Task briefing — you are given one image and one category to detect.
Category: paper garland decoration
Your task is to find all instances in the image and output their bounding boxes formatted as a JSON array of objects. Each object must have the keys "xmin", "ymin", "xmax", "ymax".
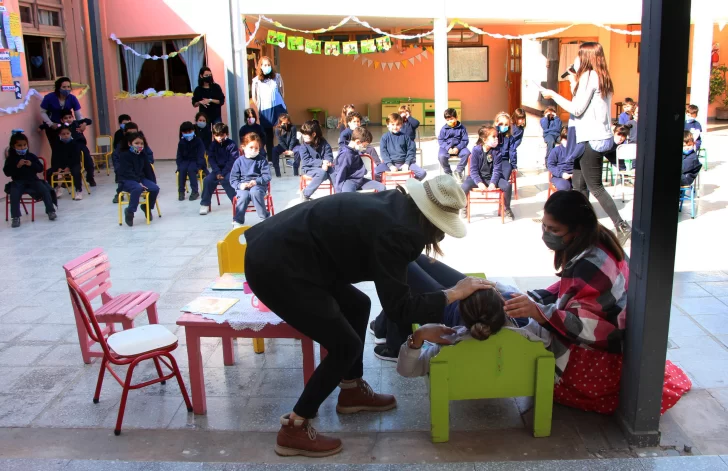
[
  {"xmin": 360, "ymin": 39, "xmax": 376, "ymax": 54},
  {"xmin": 324, "ymin": 41, "xmax": 340, "ymax": 56},
  {"xmin": 109, "ymin": 34, "xmax": 203, "ymax": 59},
  {"xmin": 375, "ymin": 36, "xmax": 392, "ymax": 52},
  {"xmin": 304, "ymin": 39, "xmax": 321, "ymax": 54},
  {"xmin": 115, "ymin": 89, "xmax": 193, "ymax": 100},
  {"xmin": 244, "ymin": 16, "xmax": 262, "ymax": 47},
  {"xmin": 0, "ymin": 82, "xmax": 90, "ymax": 115},
  {"xmin": 354, "ymin": 51, "xmax": 429, "ymax": 72}
]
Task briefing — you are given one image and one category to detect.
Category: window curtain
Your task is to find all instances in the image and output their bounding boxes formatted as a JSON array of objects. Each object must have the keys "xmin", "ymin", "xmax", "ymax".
[
  {"xmin": 173, "ymin": 38, "xmax": 205, "ymax": 91},
  {"xmin": 124, "ymin": 41, "xmax": 156, "ymax": 92},
  {"xmin": 558, "ymin": 44, "xmax": 581, "ymax": 81}
]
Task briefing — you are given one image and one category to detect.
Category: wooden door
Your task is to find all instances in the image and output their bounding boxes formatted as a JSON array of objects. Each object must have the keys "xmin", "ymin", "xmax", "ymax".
[
  {"xmin": 247, "ymin": 48, "xmax": 259, "ymax": 87},
  {"xmin": 507, "ymin": 39, "xmax": 522, "ymax": 112}
]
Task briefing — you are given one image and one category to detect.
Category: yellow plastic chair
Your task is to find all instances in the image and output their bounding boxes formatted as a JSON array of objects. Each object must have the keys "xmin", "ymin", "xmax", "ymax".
[
  {"xmin": 90, "ymin": 135, "xmax": 113, "ymax": 175},
  {"xmin": 50, "ymin": 171, "xmax": 75, "ymax": 199},
  {"xmin": 216, "ymin": 226, "xmax": 265, "ymax": 354},
  {"xmin": 117, "ymin": 190, "xmax": 162, "ymax": 225},
  {"xmin": 177, "ymin": 169, "xmax": 205, "ymax": 194}
]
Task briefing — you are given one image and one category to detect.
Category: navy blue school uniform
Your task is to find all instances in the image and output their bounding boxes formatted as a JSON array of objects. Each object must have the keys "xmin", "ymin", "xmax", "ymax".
[
  {"xmin": 401, "ymin": 116, "xmax": 420, "ymax": 142},
  {"xmin": 540, "ymin": 115, "xmax": 562, "ymax": 160},
  {"xmin": 176, "ymin": 136, "xmax": 206, "ymax": 194},
  {"xmin": 626, "ymin": 119, "xmax": 638, "ymax": 144},
  {"xmin": 460, "ymin": 144, "xmax": 512, "ymax": 211},
  {"xmin": 509, "ymin": 125, "xmax": 525, "ymax": 165},
  {"xmin": 377, "ymin": 131, "xmax": 426, "ymax": 182},
  {"xmin": 564, "ymin": 118, "xmax": 585, "ymax": 164},
  {"xmin": 66, "ymin": 120, "xmax": 95, "ymax": 184},
  {"xmin": 680, "ymin": 150, "xmax": 702, "ymax": 187},
  {"xmin": 618, "ymin": 112, "xmax": 631, "ymax": 125},
  {"xmin": 47, "ymin": 138, "xmax": 83, "ymax": 192},
  {"xmin": 338, "ymin": 128, "xmax": 381, "ymax": 165},
  {"xmin": 118, "ymin": 148, "xmax": 160, "ymax": 216},
  {"xmin": 437, "ymin": 122, "xmax": 470, "ymax": 174},
  {"xmin": 201, "ymin": 138, "xmax": 238, "ymax": 207},
  {"xmin": 3, "ymin": 149, "xmax": 55, "ymax": 218},
  {"xmin": 684, "ymin": 119, "xmax": 703, "ymax": 150},
  {"xmin": 113, "ymin": 128, "xmax": 125, "ymax": 150},
  {"xmin": 229, "ymin": 152, "xmax": 271, "ymax": 224},
  {"xmin": 239, "ymin": 123, "xmax": 267, "ymax": 143},
  {"xmin": 299, "ymin": 139, "xmax": 335, "ymax": 198},
  {"xmin": 333, "ymin": 144, "xmax": 385, "ymax": 194},
  {"xmin": 272, "ymin": 125, "xmax": 299, "ymax": 177},
  {"xmin": 195, "ymin": 123, "xmax": 213, "ymax": 151},
  {"xmin": 546, "ymin": 145, "xmax": 573, "ymax": 192}
]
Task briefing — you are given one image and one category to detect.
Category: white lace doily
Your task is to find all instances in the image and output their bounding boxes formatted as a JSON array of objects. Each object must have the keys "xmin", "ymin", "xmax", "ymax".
[{"xmin": 181, "ymin": 288, "xmax": 285, "ymax": 331}]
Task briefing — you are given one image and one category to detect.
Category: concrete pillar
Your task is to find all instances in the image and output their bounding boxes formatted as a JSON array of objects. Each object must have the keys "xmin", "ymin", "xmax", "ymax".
[
  {"xmin": 689, "ymin": 11, "xmax": 713, "ymax": 124},
  {"xmin": 433, "ymin": 16, "xmax": 449, "ymax": 131},
  {"xmin": 228, "ymin": 0, "xmax": 249, "ymax": 134}
]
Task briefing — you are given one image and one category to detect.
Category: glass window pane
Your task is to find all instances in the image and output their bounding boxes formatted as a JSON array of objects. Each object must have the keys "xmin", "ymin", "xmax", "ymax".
[
  {"xmin": 20, "ymin": 6, "xmax": 32, "ymax": 24},
  {"xmin": 25, "ymin": 35, "xmax": 49, "ymax": 81},
  {"xmin": 39, "ymin": 9, "xmax": 61, "ymax": 27},
  {"xmin": 52, "ymin": 41, "xmax": 64, "ymax": 77}
]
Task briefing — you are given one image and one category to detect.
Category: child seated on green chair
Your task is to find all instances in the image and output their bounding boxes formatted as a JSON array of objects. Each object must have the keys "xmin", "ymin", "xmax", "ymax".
[{"xmin": 680, "ymin": 131, "xmax": 702, "ymax": 187}]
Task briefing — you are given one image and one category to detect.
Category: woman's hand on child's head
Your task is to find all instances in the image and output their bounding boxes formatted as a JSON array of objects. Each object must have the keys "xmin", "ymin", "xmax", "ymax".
[
  {"xmin": 413, "ymin": 324, "xmax": 458, "ymax": 348},
  {"xmin": 447, "ymin": 277, "xmax": 495, "ymax": 303},
  {"xmin": 504, "ymin": 294, "xmax": 546, "ymax": 324}
]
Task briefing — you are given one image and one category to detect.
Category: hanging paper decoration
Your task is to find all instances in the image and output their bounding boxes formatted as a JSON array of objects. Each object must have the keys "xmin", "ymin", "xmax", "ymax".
[
  {"xmin": 409, "ymin": 57, "xmax": 415, "ymax": 65},
  {"xmin": 360, "ymin": 39, "xmax": 376, "ymax": 54},
  {"xmin": 304, "ymin": 39, "xmax": 321, "ymax": 54},
  {"xmin": 367, "ymin": 60, "xmax": 373, "ymax": 67},
  {"xmin": 416, "ymin": 54, "xmax": 422, "ymax": 62},
  {"xmin": 244, "ymin": 16, "xmax": 262, "ymax": 47},
  {"xmin": 387, "ymin": 63, "xmax": 393, "ymax": 70},
  {"xmin": 325, "ymin": 42, "xmax": 340, "ymax": 56},
  {"xmin": 375, "ymin": 36, "xmax": 392, "ymax": 52},
  {"xmin": 287, "ymin": 36, "xmax": 304, "ymax": 51},
  {"xmin": 421, "ymin": 50, "xmax": 429, "ymax": 59},
  {"xmin": 374, "ymin": 61, "xmax": 380, "ymax": 69},
  {"xmin": 266, "ymin": 30, "xmax": 286, "ymax": 48},
  {"xmin": 395, "ymin": 62, "xmax": 401, "ymax": 69},
  {"xmin": 401, "ymin": 60, "xmax": 408, "ymax": 68},
  {"xmin": 343, "ymin": 41, "xmax": 358, "ymax": 55},
  {"xmin": 110, "ymin": 34, "xmax": 204, "ymax": 60}
]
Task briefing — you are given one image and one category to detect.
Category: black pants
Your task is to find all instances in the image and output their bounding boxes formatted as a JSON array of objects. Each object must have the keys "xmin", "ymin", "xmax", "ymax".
[
  {"xmin": 8, "ymin": 180, "xmax": 55, "ymax": 218},
  {"xmin": 47, "ymin": 166, "xmax": 82, "ymax": 192},
  {"xmin": 572, "ymin": 144, "xmax": 624, "ymax": 227},
  {"xmin": 263, "ymin": 126, "xmax": 275, "ymax": 162},
  {"xmin": 374, "ymin": 254, "xmax": 466, "ymax": 351},
  {"xmin": 245, "ymin": 255, "xmax": 370, "ymax": 419}
]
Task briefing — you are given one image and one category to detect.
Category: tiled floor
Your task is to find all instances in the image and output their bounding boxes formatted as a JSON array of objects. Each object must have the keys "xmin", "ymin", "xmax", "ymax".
[{"xmin": 0, "ymin": 124, "xmax": 727, "ymax": 466}]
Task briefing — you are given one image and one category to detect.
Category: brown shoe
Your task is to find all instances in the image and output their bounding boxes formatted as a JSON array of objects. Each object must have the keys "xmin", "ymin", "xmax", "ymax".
[
  {"xmin": 336, "ymin": 379, "xmax": 397, "ymax": 414},
  {"xmin": 275, "ymin": 414, "xmax": 342, "ymax": 458}
]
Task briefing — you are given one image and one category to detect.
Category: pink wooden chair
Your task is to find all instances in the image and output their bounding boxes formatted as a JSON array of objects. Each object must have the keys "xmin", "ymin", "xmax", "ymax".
[
  {"xmin": 67, "ymin": 277, "xmax": 192, "ymax": 436},
  {"xmin": 63, "ymin": 248, "xmax": 160, "ymax": 364}
]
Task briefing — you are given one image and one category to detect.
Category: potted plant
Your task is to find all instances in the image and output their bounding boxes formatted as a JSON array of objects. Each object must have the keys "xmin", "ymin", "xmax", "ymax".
[{"xmin": 710, "ymin": 65, "xmax": 728, "ymax": 120}]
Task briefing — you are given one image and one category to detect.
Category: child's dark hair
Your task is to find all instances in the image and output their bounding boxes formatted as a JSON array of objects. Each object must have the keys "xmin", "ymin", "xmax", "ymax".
[
  {"xmin": 386, "ymin": 113, "xmax": 403, "ymax": 125},
  {"xmin": 60, "ymin": 109, "xmax": 74, "ymax": 120},
  {"xmin": 683, "ymin": 130, "xmax": 695, "ymax": 144},
  {"xmin": 686, "ymin": 104, "xmax": 699, "ymax": 115},
  {"xmin": 613, "ymin": 125, "xmax": 631, "ymax": 140},
  {"xmin": 9, "ymin": 132, "xmax": 28, "ymax": 149},
  {"xmin": 125, "ymin": 122, "xmax": 139, "ymax": 133},
  {"xmin": 195, "ymin": 111, "xmax": 208, "ymax": 122},
  {"xmin": 179, "ymin": 121, "xmax": 195, "ymax": 139},
  {"xmin": 212, "ymin": 123, "xmax": 229, "ymax": 136},
  {"xmin": 352, "ymin": 127, "xmax": 372, "ymax": 144},
  {"xmin": 544, "ymin": 106, "xmax": 557, "ymax": 115},
  {"xmin": 475, "ymin": 125, "xmax": 497, "ymax": 147},
  {"xmin": 511, "ymin": 108, "xmax": 527, "ymax": 126},
  {"xmin": 560, "ymin": 126, "xmax": 568, "ymax": 140},
  {"xmin": 544, "ymin": 191, "xmax": 625, "ymax": 273},
  {"xmin": 198, "ymin": 66, "xmax": 213, "ymax": 86},
  {"xmin": 275, "ymin": 113, "xmax": 292, "ymax": 130},
  {"xmin": 459, "ymin": 289, "xmax": 507, "ymax": 341},
  {"xmin": 244, "ymin": 108, "xmax": 257, "ymax": 121},
  {"xmin": 346, "ymin": 111, "xmax": 363, "ymax": 124},
  {"xmin": 395, "ymin": 186, "xmax": 444, "ymax": 258},
  {"xmin": 339, "ymin": 104, "xmax": 355, "ymax": 129},
  {"xmin": 624, "ymin": 97, "xmax": 635, "ymax": 105},
  {"xmin": 124, "ymin": 132, "xmax": 144, "ymax": 147},
  {"xmin": 118, "ymin": 114, "xmax": 131, "ymax": 124},
  {"xmin": 241, "ymin": 132, "xmax": 262, "ymax": 148},
  {"xmin": 444, "ymin": 108, "xmax": 457, "ymax": 119},
  {"xmin": 398, "ymin": 104, "xmax": 410, "ymax": 114},
  {"xmin": 300, "ymin": 120, "xmax": 323, "ymax": 148}
]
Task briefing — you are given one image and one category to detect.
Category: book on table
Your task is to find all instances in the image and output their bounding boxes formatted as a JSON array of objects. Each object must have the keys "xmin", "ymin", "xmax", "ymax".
[
  {"xmin": 181, "ymin": 297, "xmax": 239, "ymax": 315},
  {"xmin": 210, "ymin": 273, "xmax": 246, "ymax": 290}
]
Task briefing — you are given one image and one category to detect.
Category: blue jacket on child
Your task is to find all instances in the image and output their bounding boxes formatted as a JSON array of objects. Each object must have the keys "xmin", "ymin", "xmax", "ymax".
[
  {"xmin": 4, "ymin": 150, "xmax": 44, "ymax": 181},
  {"xmin": 51, "ymin": 139, "xmax": 81, "ymax": 170},
  {"xmin": 540, "ymin": 116, "xmax": 562, "ymax": 140},
  {"xmin": 207, "ymin": 138, "xmax": 238, "ymax": 178},
  {"xmin": 333, "ymin": 145, "xmax": 367, "ymax": 194},
  {"xmin": 338, "ymin": 128, "xmax": 354, "ymax": 148},
  {"xmin": 112, "ymin": 141, "xmax": 153, "ymax": 175},
  {"xmin": 680, "ymin": 150, "xmax": 702, "ymax": 187},
  {"xmin": 402, "ymin": 117, "xmax": 420, "ymax": 142},
  {"xmin": 239, "ymin": 123, "xmax": 267, "ymax": 143},
  {"xmin": 495, "ymin": 132, "xmax": 515, "ymax": 169},
  {"xmin": 684, "ymin": 119, "xmax": 703, "ymax": 149},
  {"xmin": 618, "ymin": 112, "xmax": 631, "ymax": 125},
  {"xmin": 300, "ymin": 140, "xmax": 334, "ymax": 172},
  {"xmin": 547, "ymin": 145, "xmax": 572, "ymax": 178},
  {"xmin": 626, "ymin": 120, "xmax": 638, "ymax": 144},
  {"xmin": 275, "ymin": 125, "xmax": 299, "ymax": 150},
  {"xmin": 509, "ymin": 125, "xmax": 525, "ymax": 168},
  {"xmin": 176, "ymin": 136, "xmax": 206, "ymax": 171},
  {"xmin": 438, "ymin": 122, "xmax": 469, "ymax": 153},
  {"xmin": 381, "ymin": 132, "xmax": 415, "ymax": 166},
  {"xmin": 118, "ymin": 149, "xmax": 155, "ymax": 183},
  {"xmin": 469, "ymin": 145, "xmax": 499, "ymax": 186},
  {"xmin": 230, "ymin": 153, "xmax": 271, "ymax": 189}
]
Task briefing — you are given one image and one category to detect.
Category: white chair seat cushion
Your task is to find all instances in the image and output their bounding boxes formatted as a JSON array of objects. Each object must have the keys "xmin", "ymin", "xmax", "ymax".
[{"xmin": 107, "ymin": 324, "xmax": 178, "ymax": 357}]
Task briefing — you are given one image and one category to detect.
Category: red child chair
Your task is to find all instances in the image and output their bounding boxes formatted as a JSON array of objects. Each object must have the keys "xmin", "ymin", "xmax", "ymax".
[
  {"xmin": 547, "ymin": 172, "xmax": 558, "ymax": 198},
  {"xmin": 231, "ymin": 181, "xmax": 275, "ymax": 217},
  {"xmin": 63, "ymin": 248, "xmax": 161, "ymax": 364},
  {"xmin": 466, "ymin": 188, "xmax": 505, "ymax": 224},
  {"xmin": 510, "ymin": 169, "xmax": 519, "ymax": 200},
  {"xmin": 381, "ymin": 170, "xmax": 414, "ymax": 190},
  {"xmin": 66, "ymin": 277, "xmax": 192, "ymax": 436},
  {"xmin": 5, "ymin": 157, "xmax": 47, "ymax": 223},
  {"xmin": 299, "ymin": 173, "xmax": 333, "ymax": 197}
]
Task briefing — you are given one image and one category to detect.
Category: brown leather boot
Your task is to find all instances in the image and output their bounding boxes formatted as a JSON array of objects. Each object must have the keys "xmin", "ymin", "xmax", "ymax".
[
  {"xmin": 275, "ymin": 414, "xmax": 342, "ymax": 457},
  {"xmin": 336, "ymin": 378, "xmax": 397, "ymax": 414}
]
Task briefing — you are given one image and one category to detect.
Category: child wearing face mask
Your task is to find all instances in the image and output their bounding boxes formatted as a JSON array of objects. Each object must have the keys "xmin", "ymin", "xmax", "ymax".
[
  {"xmin": 460, "ymin": 125, "xmax": 514, "ymax": 221},
  {"xmin": 337, "ymin": 104, "xmax": 356, "ymax": 132},
  {"xmin": 338, "ymin": 111, "xmax": 380, "ymax": 165},
  {"xmin": 680, "ymin": 132, "xmax": 702, "ymax": 187},
  {"xmin": 4, "ymin": 132, "xmax": 57, "ymax": 228},
  {"xmin": 603, "ymin": 125, "xmax": 631, "ymax": 170},
  {"xmin": 239, "ymin": 108, "xmax": 267, "ymax": 145},
  {"xmin": 684, "ymin": 104, "xmax": 702, "ymax": 151},
  {"xmin": 618, "ymin": 98, "xmax": 635, "ymax": 125},
  {"xmin": 540, "ymin": 107, "xmax": 562, "ymax": 165},
  {"xmin": 113, "ymin": 114, "xmax": 132, "ymax": 150},
  {"xmin": 194, "ymin": 112, "xmax": 212, "ymax": 151},
  {"xmin": 272, "ymin": 113, "xmax": 298, "ymax": 178},
  {"xmin": 377, "ymin": 113, "xmax": 426, "ymax": 183},
  {"xmin": 47, "ymin": 126, "xmax": 83, "ymax": 200},
  {"xmin": 333, "ymin": 126, "xmax": 386, "ymax": 194},
  {"xmin": 118, "ymin": 132, "xmax": 160, "ymax": 227},
  {"xmin": 399, "ymin": 105, "xmax": 420, "ymax": 142},
  {"xmin": 510, "ymin": 108, "xmax": 527, "ymax": 166},
  {"xmin": 230, "ymin": 132, "xmax": 271, "ymax": 228},
  {"xmin": 494, "ymin": 111, "xmax": 516, "ymax": 170},
  {"xmin": 200, "ymin": 123, "xmax": 238, "ymax": 215},
  {"xmin": 298, "ymin": 120, "xmax": 334, "ymax": 201},
  {"xmin": 437, "ymin": 108, "xmax": 470, "ymax": 182},
  {"xmin": 547, "ymin": 127, "xmax": 572, "ymax": 192},
  {"xmin": 54, "ymin": 109, "xmax": 95, "ymax": 187},
  {"xmin": 176, "ymin": 121, "xmax": 206, "ymax": 202}
]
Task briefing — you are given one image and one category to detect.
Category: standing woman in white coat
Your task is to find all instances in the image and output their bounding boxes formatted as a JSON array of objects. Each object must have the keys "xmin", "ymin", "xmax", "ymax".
[
  {"xmin": 251, "ymin": 56, "xmax": 287, "ymax": 160},
  {"xmin": 540, "ymin": 42, "xmax": 631, "ymax": 244}
]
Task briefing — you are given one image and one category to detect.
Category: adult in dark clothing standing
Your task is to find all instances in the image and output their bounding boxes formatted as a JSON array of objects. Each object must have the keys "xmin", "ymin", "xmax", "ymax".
[
  {"xmin": 244, "ymin": 175, "xmax": 489, "ymax": 457},
  {"xmin": 192, "ymin": 67, "xmax": 225, "ymax": 124}
]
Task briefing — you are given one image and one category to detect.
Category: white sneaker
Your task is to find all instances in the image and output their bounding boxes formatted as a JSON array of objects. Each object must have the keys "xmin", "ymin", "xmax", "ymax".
[
  {"xmin": 199, "ymin": 206, "xmax": 210, "ymax": 215},
  {"xmin": 74, "ymin": 192, "xmax": 83, "ymax": 201},
  {"xmin": 232, "ymin": 221, "xmax": 244, "ymax": 228},
  {"xmin": 55, "ymin": 187, "xmax": 63, "ymax": 198}
]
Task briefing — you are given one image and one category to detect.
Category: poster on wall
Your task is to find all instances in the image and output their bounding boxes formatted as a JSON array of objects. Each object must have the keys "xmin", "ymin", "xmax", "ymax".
[
  {"xmin": 360, "ymin": 39, "xmax": 376, "ymax": 54},
  {"xmin": 342, "ymin": 41, "xmax": 358, "ymax": 55},
  {"xmin": 9, "ymin": 52, "xmax": 20, "ymax": 76},
  {"xmin": 447, "ymin": 46, "xmax": 489, "ymax": 82},
  {"xmin": 266, "ymin": 30, "xmax": 286, "ymax": 48},
  {"xmin": 287, "ymin": 36, "xmax": 303, "ymax": 51},
  {"xmin": 2, "ymin": 13, "xmax": 14, "ymax": 50},
  {"xmin": 324, "ymin": 41, "xmax": 340, "ymax": 56},
  {"xmin": 375, "ymin": 36, "xmax": 391, "ymax": 52},
  {"xmin": 304, "ymin": 39, "xmax": 321, "ymax": 54},
  {"xmin": 14, "ymin": 81, "xmax": 21, "ymax": 99}
]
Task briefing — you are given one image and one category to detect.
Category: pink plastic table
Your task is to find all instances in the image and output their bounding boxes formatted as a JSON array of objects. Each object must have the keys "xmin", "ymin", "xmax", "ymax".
[{"xmin": 176, "ymin": 313, "xmax": 315, "ymax": 415}]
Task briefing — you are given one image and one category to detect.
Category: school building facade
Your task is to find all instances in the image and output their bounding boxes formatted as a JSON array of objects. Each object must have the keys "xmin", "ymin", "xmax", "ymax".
[{"xmin": 0, "ymin": 0, "xmax": 727, "ymax": 187}]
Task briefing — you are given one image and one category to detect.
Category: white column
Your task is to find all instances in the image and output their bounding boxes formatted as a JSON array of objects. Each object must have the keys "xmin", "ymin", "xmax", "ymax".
[
  {"xmin": 433, "ymin": 16, "xmax": 449, "ymax": 131},
  {"xmin": 231, "ymin": 0, "xmax": 249, "ymax": 132},
  {"xmin": 690, "ymin": 12, "xmax": 713, "ymax": 124}
]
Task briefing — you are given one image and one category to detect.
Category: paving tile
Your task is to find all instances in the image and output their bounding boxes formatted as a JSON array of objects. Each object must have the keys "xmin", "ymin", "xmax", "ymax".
[
  {"xmin": 666, "ymin": 336, "xmax": 728, "ymax": 363},
  {"xmin": 101, "ymin": 393, "xmax": 184, "ymax": 430},
  {"xmin": 64, "ymin": 363, "xmax": 124, "ymax": 397},
  {"xmin": 672, "ymin": 297, "xmax": 728, "ymax": 315},
  {"xmin": 0, "ymin": 324, "xmax": 31, "ymax": 342},
  {"xmin": 0, "ymin": 366, "xmax": 31, "ymax": 393},
  {"xmin": 37, "ymin": 344, "xmax": 89, "ymax": 366},
  {"xmin": 0, "ymin": 459, "xmax": 69, "ymax": 471},
  {"xmin": 475, "ymin": 459, "xmax": 643, "ymax": 470},
  {"xmin": 62, "ymin": 460, "xmax": 208, "ymax": 470},
  {"xmin": 238, "ymin": 396, "xmax": 295, "ymax": 432},
  {"xmin": 9, "ymin": 366, "xmax": 83, "ymax": 394},
  {"xmin": 0, "ymin": 392, "xmax": 58, "ymax": 426},
  {"xmin": 168, "ymin": 396, "xmax": 248, "ymax": 431},
  {"xmin": 662, "ymin": 389, "xmax": 728, "ymax": 449},
  {"xmin": 640, "ymin": 456, "xmax": 728, "ymax": 470},
  {"xmin": 0, "ymin": 345, "xmax": 54, "ymax": 366},
  {"xmin": 31, "ymin": 392, "xmax": 121, "ymax": 428},
  {"xmin": 710, "ymin": 388, "xmax": 728, "ymax": 410},
  {"xmin": 673, "ymin": 271, "xmax": 728, "ymax": 283},
  {"xmin": 672, "ymin": 282, "xmax": 712, "ymax": 298},
  {"xmin": 667, "ymin": 316, "xmax": 707, "ymax": 338},
  {"xmin": 0, "ymin": 305, "xmax": 52, "ymax": 323},
  {"xmin": 380, "ymin": 367, "xmax": 429, "ymax": 397},
  {"xmin": 204, "ymin": 342, "xmax": 267, "ymax": 369},
  {"xmin": 17, "ymin": 324, "xmax": 76, "ymax": 343},
  {"xmin": 313, "ymin": 397, "xmax": 383, "ymax": 433},
  {"xmin": 190, "ymin": 367, "xmax": 263, "ymax": 397},
  {"xmin": 699, "ymin": 282, "xmax": 728, "ymax": 297},
  {"xmin": 168, "ymin": 278, "xmax": 216, "ymax": 293},
  {"xmin": 255, "ymin": 368, "xmax": 305, "ymax": 398},
  {"xmin": 691, "ymin": 314, "xmax": 728, "ymax": 335},
  {"xmin": 718, "ymin": 335, "xmax": 728, "ymax": 347}
]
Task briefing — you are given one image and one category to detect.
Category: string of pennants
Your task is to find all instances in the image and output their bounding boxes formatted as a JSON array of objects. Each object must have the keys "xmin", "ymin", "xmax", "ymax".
[
  {"xmin": 352, "ymin": 48, "xmax": 431, "ymax": 71},
  {"xmin": 267, "ymin": 29, "xmax": 396, "ymax": 56}
]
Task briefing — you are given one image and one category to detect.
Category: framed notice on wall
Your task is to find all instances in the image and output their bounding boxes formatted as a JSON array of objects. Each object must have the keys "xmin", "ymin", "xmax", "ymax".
[{"xmin": 448, "ymin": 46, "xmax": 489, "ymax": 83}]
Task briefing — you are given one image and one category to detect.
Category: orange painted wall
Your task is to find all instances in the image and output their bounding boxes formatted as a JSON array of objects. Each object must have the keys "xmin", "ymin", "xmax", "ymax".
[{"xmin": 609, "ymin": 28, "xmax": 641, "ymax": 104}]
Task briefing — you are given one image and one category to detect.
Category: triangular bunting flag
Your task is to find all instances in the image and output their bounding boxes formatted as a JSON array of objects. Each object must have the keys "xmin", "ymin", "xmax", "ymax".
[
  {"xmin": 395, "ymin": 62, "xmax": 401, "ymax": 69},
  {"xmin": 368, "ymin": 60, "xmax": 373, "ymax": 67},
  {"xmin": 387, "ymin": 63, "xmax": 393, "ymax": 70},
  {"xmin": 374, "ymin": 61, "xmax": 380, "ymax": 69},
  {"xmin": 408, "ymin": 57, "xmax": 415, "ymax": 65},
  {"xmin": 353, "ymin": 54, "xmax": 360, "ymax": 61},
  {"xmin": 422, "ymin": 50, "xmax": 429, "ymax": 59},
  {"xmin": 381, "ymin": 63, "xmax": 387, "ymax": 71},
  {"xmin": 415, "ymin": 54, "xmax": 422, "ymax": 62},
  {"xmin": 426, "ymin": 46, "xmax": 434, "ymax": 54},
  {"xmin": 401, "ymin": 60, "xmax": 408, "ymax": 68}
]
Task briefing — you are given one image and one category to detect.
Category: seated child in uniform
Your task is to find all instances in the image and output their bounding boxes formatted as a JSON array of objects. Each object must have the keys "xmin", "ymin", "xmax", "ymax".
[
  {"xmin": 52, "ymin": 109, "xmax": 95, "ymax": 187},
  {"xmin": 239, "ymin": 108, "xmax": 267, "ymax": 144},
  {"xmin": 333, "ymin": 126, "xmax": 386, "ymax": 194},
  {"xmin": 400, "ymin": 104, "xmax": 420, "ymax": 142},
  {"xmin": 437, "ymin": 108, "xmax": 470, "ymax": 181},
  {"xmin": 47, "ymin": 126, "xmax": 83, "ymax": 200},
  {"xmin": 3, "ymin": 132, "xmax": 56, "ymax": 228},
  {"xmin": 195, "ymin": 111, "xmax": 212, "ymax": 152},
  {"xmin": 626, "ymin": 104, "xmax": 638, "ymax": 144},
  {"xmin": 337, "ymin": 104, "xmax": 356, "ymax": 132},
  {"xmin": 547, "ymin": 127, "xmax": 572, "ymax": 192},
  {"xmin": 200, "ymin": 123, "xmax": 238, "ymax": 215},
  {"xmin": 113, "ymin": 114, "xmax": 132, "ymax": 150},
  {"xmin": 540, "ymin": 107, "xmax": 562, "ymax": 164},
  {"xmin": 684, "ymin": 104, "xmax": 703, "ymax": 151},
  {"xmin": 230, "ymin": 132, "xmax": 271, "ymax": 227},
  {"xmin": 272, "ymin": 113, "xmax": 299, "ymax": 178},
  {"xmin": 377, "ymin": 113, "xmax": 426, "ymax": 182},
  {"xmin": 604, "ymin": 125, "xmax": 632, "ymax": 170},
  {"xmin": 112, "ymin": 122, "xmax": 155, "ymax": 204},
  {"xmin": 618, "ymin": 98, "xmax": 635, "ymax": 125},
  {"xmin": 297, "ymin": 120, "xmax": 334, "ymax": 201},
  {"xmin": 510, "ymin": 108, "xmax": 527, "ymax": 166},
  {"xmin": 118, "ymin": 132, "xmax": 160, "ymax": 227},
  {"xmin": 680, "ymin": 131, "xmax": 702, "ymax": 187},
  {"xmin": 176, "ymin": 121, "xmax": 206, "ymax": 201},
  {"xmin": 338, "ymin": 111, "xmax": 380, "ymax": 164}
]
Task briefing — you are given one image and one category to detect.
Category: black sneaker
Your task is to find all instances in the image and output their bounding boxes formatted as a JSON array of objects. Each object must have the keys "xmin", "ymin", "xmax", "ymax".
[
  {"xmin": 48, "ymin": 212, "xmax": 57, "ymax": 221},
  {"xmin": 615, "ymin": 221, "xmax": 632, "ymax": 246},
  {"xmin": 112, "ymin": 194, "xmax": 119, "ymax": 204},
  {"xmin": 374, "ymin": 345, "xmax": 398, "ymax": 362},
  {"xmin": 368, "ymin": 321, "xmax": 386, "ymax": 346},
  {"xmin": 140, "ymin": 204, "xmax": 152, "ymax": 221},
  {"xmin": 124, "ymin": 209, "xmax": 134, "ymax": 227},
  {"xmin": 11, "ymin": 217, "xmax": 20, "ymax": 228},
  {"xmin": 189, "ymin": 192, "xmax": 200, "ymax": 201},
  {"xmin": 89, "ymin": 180, "xmax": 97, "ymax": 187},
  {"xmin": 505, "ymin": 209, "xmax": 515, "ymax": 221},
  {"xmin": 178, "ymin": 193, "xmax": 185, "ymax": 201}
]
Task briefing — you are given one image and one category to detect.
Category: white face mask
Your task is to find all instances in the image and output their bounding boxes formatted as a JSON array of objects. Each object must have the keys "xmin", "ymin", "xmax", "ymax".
[
  {"xmin": 485, "ymin": 138, "xmax": 498, "ymax": 149},
  {"xmin": 348, "ymin": 121, "xmax": 359, "ymax": 130},
  {"xmin": 348, "ymin": 141, "xmax": 365, "ymax": 152},
  {"xmin": 244, "ymin": 149, "xmax": 259, "ymax": 159},
  {"xmin": 561, "ymin": 140, "xmax": 568, "ymax": 148},
  {"xmin": 614, "ymin": 136, "xmax": 625, "ymax": 145},
  {"xmin": 302, "ymin": 134, "xmax": 312, "ymax": 143}
]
